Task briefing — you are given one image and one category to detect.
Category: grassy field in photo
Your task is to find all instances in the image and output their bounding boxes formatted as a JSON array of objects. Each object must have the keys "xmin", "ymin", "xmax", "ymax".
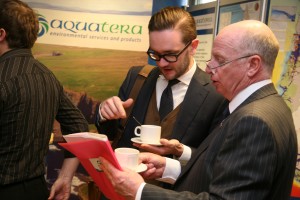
[{"xmin": 32, "ymin": 43, "xmax": 148, "ymax": 102}]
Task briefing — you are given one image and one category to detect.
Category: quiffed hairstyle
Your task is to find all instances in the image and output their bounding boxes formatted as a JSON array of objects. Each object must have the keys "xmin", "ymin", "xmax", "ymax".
[
  {"xmin": 148, "ymin": 6, "xmax": 197, "ymax": 44},
  {"xmin": 0, "ymin": 0, "xmax": 39, "ymax": 48}
]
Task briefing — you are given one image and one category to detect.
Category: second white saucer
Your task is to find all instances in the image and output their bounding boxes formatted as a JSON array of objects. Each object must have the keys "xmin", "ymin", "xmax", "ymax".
[
  {"xmin": 135, "ymin": 163, "xmax": 147, "ymax": 173},
  {"xmin": 131, "ymin": 137, "xmax": 162, "ymax": 146}
]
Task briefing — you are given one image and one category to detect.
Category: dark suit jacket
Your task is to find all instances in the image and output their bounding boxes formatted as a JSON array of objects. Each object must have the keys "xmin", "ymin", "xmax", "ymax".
[
  {"xmin": 96, "ymin": 66, "xmax": 225, "ymax": 148},
  {"xmin": 142, "ymin": 83, "xmax": 297, "ymax": 200}
]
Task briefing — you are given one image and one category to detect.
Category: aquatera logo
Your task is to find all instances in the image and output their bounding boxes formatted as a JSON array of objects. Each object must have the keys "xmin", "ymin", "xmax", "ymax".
[
  {"xmin": 38, "ymin": 14, "xmax": 49, "ymax": 37},
  {"xmin": 36, "ymin": 13, "xmax": 143, "ymax": 38}
]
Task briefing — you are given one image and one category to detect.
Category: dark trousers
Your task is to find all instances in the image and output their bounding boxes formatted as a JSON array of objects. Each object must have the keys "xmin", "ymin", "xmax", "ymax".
[{"xmin": 0, "ymin": 175, "xmax": 49, "ymax": 200}]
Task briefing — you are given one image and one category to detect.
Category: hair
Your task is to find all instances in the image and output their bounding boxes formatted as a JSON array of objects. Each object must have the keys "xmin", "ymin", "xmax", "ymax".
[
  {"xmin": 238, "ymin": 23, "xmax": 279, "ymax": 73},
  {"xmin": 0, "ymin": 0, "xmax": 39, "ymax": 48},
  {"xmin": 148, "ymin": 6, "xmax": 197, "ymax": 44}
]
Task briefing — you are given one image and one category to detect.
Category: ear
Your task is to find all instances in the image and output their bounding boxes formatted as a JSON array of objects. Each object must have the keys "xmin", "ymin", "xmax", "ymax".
[
  {"xmin": 190, "ymin": 39, "xmax": 199, "ymax": 55},
  {"xmin": 247, "ymin": 55, "xmax": 262, "ymax": 77},
  {"xmin": 0, "ymin": 29, "xmax": 6, "ymax": 41}
]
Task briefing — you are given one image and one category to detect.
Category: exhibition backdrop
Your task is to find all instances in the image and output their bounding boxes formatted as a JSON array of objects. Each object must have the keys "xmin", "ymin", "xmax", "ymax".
[{"xmin": 268, "ymin": 0, "xmax": 300, "ymax": 199}]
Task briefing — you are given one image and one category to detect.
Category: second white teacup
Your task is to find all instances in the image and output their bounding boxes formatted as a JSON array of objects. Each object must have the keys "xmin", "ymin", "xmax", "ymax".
[
  {"xmin": 114, "ymin": 148, "xmax": 139, "ymax": 170},
  {"xmin": 134, "ymin": 125, "xmax": 161, "ymax": 144}
]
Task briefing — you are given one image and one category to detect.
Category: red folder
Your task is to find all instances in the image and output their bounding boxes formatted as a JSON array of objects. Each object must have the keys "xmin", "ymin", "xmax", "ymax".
[{"xmin": 58, "ymin": 132, "xmax": 124, "ymax": 200}]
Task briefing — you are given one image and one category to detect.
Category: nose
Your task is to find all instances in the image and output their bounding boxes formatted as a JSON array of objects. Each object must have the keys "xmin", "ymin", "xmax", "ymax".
[
  {"xmin": 205, "ymin": 64, "xmax": 212, "ymax": 74},
  {"xmin": 205, "ymin": 66, "xmax": 213, "ymax": 74},
  {"xmin": 156, "ymin": 57, "xmax": 169, "ymax": 67},
  {"xmin": 204, "ymin": 60, "xmax": 216, "ymax": 75}
]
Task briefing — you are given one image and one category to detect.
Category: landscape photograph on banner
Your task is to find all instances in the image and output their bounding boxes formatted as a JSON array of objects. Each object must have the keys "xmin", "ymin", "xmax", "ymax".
[{"xmin": 24, "ymin": 0, "xmax": 152, "ymax": 127}]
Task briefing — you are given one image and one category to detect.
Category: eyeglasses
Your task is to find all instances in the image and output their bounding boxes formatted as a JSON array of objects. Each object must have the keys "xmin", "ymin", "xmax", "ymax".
[
  {"xmin": 147, "ymin": 41, "xmax": 192, "ymax": 63},
  {"xmin": 206, "ymin": 54, "xmax": 256, "ymax": 74}
]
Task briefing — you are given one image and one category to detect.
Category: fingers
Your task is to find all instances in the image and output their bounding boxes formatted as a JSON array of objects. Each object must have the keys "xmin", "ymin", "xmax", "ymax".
[
  {"xmin": 163, "ymin": 139, "xmax": 183, "ymax": 157},
  {"xmin": 159, "ymin": 138, "xmax": 170, "ymax": 145},
  {"xmin": 48, "ymin": 183, "xmax": 69, "ymax": 200},
  {"xmin": 48, "ymin": 188, "xmax": 54, "ymax": 200},
  {"xmin": 159, "ymin": 138, "xmax": 180, "ymax": 147},
  {"xmin": 101, "ymin": 97, "xmax": 133, "ymax": 119},
  {"xmin": 101, "ymin": 96, "xmax": 125, "ymax": 119},
  {"xmin": 138, "ymin": 152, "xmax": 164, "ymax": 167},
  {"xmin": 139, "ymin": 159, "xmax": 165, "ymax": 180},
  {"xmin": 99, "ymin": 157, "xmax": 116, "ymax": 181},
  {"xmin": 134, "ymin": 139, "xmax": 179, "ymax": 156},
  {"xmin": 123, "ymin": 98, "xmax": 134, "ymax": 108},
  {"xmin": 136, "ymin": 143, "xmax": 165, "ymax": 155},
  {"xmin": 140, "ymin": 165, "xmax": 157, "ymax": 179},
  {"xmin": 159, "ymin": 139, "xmax": 183, "ymax": 157}
]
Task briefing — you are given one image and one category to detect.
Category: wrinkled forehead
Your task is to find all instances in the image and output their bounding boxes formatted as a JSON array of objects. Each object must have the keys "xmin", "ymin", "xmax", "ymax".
[{"xmin": 212, "ymin": 31, "xmax": 241, "ymax": 55}]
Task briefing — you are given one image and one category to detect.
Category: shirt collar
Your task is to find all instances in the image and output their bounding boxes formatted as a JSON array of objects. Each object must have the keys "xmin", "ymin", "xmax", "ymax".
[
  {"xmin": 229, "ymin": 79, "xmax": 272, "ymax": 113},
  {"xmin": 159, "ymin": 58, "xmax": 196, "ymax": 86}
]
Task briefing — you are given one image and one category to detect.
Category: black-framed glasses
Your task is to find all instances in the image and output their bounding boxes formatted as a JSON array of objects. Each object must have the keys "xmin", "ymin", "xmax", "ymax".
[
  {"xmin": 206, "ymin": 54, "xmax": 257, "ymax": 74},
  {"xmin": 147, "ymin": 40, "xmax": 192, "ymax": 63}
]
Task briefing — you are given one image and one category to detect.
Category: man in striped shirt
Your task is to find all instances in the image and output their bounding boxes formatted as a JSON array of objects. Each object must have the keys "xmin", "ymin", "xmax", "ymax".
[{"xmin": 0, "ymin": 1, "xmax": 89, "ymax": 199}]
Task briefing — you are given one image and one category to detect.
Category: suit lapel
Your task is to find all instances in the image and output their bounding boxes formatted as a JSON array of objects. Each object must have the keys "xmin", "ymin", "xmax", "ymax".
[
  {"xmin": 172, "ymin": 68, "xmax": 210, "ymax": 140},
  {"xmin": 120, "ymin": 68, "xmax": 160, "ymax": 147},
  {"xmin": 176, "ymin": 83, "xmax": 278, "ymax": 180},
  {"xmin": 177, "ymin": 126, "xmax": 220, "ymax": 179},
  {"xmin": 130, "ymin": 67, "xmax": 160, "ymax": 123}
]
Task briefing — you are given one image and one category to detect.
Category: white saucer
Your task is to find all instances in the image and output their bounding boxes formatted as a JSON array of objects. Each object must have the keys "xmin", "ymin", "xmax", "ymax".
[
  {"xmin": 135, "ymin": 163, "xmax": 147, "ymax": 173},
  {"xmin": 131, "ymin": 137, "xmax": 162, "ymax": 146}
]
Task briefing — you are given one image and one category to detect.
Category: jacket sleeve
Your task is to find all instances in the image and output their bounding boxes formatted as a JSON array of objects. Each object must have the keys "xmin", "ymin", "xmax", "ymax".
[
  {"xmin": 142, "ymin": 184, "xmax": 210, "ymax": 200},
  {"xmin": 95, "ymin": 66, "xmax": 143, "ymax": 140}
]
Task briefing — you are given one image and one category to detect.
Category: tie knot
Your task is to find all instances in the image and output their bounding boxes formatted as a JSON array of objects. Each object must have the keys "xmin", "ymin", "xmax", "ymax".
[{"xmin": 167, "ymin": 79, "xmax": 180, "ymax": 87}]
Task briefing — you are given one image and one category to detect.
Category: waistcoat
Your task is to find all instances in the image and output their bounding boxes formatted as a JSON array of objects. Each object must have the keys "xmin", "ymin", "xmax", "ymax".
[{"xmin": 144, "ymin": 89, "xmax": 181, "ymax": 139}]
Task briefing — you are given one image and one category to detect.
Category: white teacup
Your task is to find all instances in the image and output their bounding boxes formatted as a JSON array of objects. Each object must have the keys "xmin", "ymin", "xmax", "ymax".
[
  {"xmin": 114, "ymin": 148, "xmax": 139, "ymax": 170},
  {"xmin": 134, "ymin": 125, "xmax": 161, "ymax": 144}
]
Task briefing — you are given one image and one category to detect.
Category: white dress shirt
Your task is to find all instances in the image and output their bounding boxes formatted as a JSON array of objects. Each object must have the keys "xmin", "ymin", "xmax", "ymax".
[{"xmin": 156, "ymin": 60, "xmax": 196, "ymax": 110}]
